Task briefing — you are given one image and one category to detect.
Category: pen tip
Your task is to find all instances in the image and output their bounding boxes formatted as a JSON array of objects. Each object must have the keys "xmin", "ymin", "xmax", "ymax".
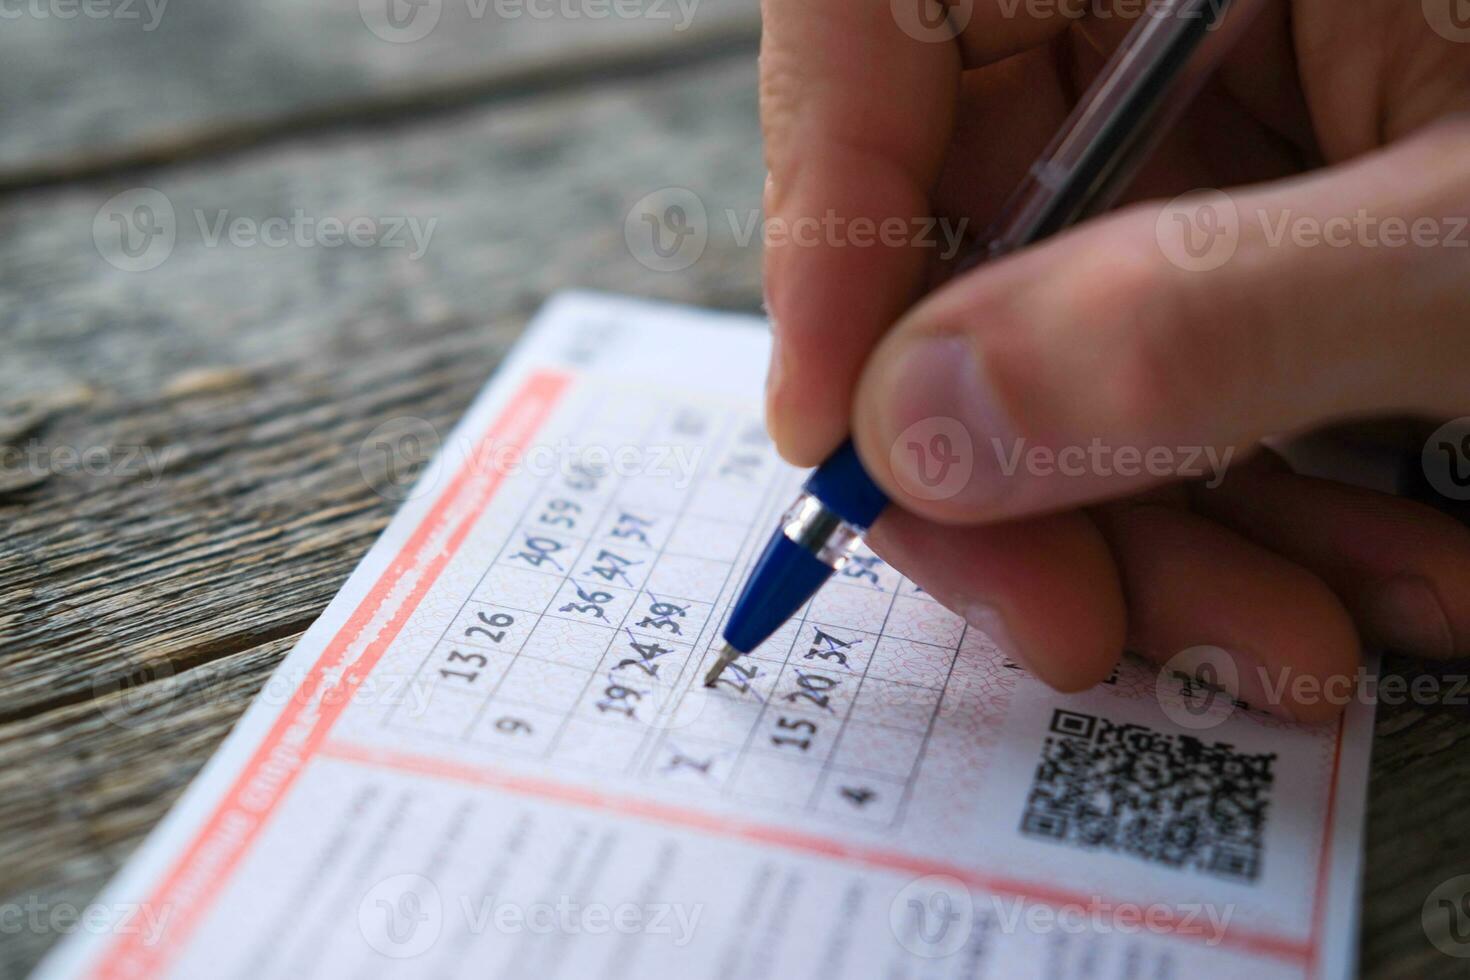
[{"xmin": 703, "ymin": 644, "xmax": 740, "ymax": 688}]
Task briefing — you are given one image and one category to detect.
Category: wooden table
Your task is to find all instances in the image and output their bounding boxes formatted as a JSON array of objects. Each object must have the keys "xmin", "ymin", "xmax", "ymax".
[{"xmin": 0, "ymin": 5, "xmax": 1464, "ymax": 977}]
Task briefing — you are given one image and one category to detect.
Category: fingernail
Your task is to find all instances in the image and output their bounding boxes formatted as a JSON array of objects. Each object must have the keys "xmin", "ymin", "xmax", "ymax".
[
  {"xmin": 876, "ymin": 335, "xmax": 1020, "ymax": 509},
  {"xmin": 1363, "ymin": 575, "xmax": 1454, "ymax": 659},
  {"xmin": 765, "ymin": 326, "xmax": 783, "ymax": 398},
  {"xmin": 762, "ymin": 170, "xmax": 784, "ymax": 216},
  {"xmin": 963, "ymin": 604, "xmax": 1029, "ymax": 672}
]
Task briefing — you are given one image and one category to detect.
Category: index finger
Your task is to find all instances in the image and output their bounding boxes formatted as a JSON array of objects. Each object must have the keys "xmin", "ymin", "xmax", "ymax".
[{"xmin": 760, "ymin": 0, "xmax": 1072, "ymax": 465}]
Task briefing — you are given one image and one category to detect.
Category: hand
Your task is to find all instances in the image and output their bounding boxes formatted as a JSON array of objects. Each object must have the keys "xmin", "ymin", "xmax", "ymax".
[{"xmin": 759, "ymin": 0, "xmax": 1470, "ymax": 720}]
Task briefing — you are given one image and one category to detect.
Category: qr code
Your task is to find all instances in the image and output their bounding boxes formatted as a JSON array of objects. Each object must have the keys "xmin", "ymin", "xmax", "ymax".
[{"xmin": 1020, "ymin": 710, "xmax": 1276, "ymax": 882}]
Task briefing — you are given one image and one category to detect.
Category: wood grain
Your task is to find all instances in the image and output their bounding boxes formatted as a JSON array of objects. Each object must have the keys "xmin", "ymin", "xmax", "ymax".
[
  {"xmin": 0, "ymin": 0, "xmax": 759, "ymax": 183},
  {"xmin": 0, "ymin": 636, "xmax": 299, "ymax": 977},
  {"xmin": 0, "ymin": 51, "xmax": 763, "ymax": 976},
  {"xmin": 0, "ymin": 54, "xmax": 764, "ymax": 401},
  {"xmin": 1359, "ymin": 656, "xmax": 1470, "ymax": 978}
]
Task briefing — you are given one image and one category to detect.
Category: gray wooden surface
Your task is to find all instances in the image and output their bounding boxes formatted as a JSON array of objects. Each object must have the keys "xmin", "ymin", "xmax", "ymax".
[
  {"xmin": 0, "ymin": 7, "xmax": 1467, "ymax": 978},
  {"xmin": 0, "ymin": 0, "xmax": 758, "ymax": 183}
]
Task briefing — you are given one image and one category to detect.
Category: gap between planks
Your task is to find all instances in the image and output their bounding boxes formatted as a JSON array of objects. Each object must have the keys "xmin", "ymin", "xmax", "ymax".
[{"xmin": 0, "ymin": 26, "xmax": 759, "ymax": 195}]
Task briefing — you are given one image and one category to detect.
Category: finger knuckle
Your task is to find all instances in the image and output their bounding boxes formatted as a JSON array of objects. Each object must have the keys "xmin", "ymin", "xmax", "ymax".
[
  {"xmin": 757, "ymin": 44, "xmax": 806, "ymax": 185},
  {"xmin": 1072, "ymin": 212, "xmax": 1258, "ymax": 439}
]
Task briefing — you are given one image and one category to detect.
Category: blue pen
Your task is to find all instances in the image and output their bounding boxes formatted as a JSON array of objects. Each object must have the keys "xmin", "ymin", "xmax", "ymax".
[{"xmin": 704, "ymin": 0, "xmax": 1263, "ymax": 686}]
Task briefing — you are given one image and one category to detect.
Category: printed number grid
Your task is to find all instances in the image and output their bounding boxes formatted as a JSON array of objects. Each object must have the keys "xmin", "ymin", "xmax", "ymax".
[
  {"xmin": 384, "ymin": 389, "xmax": 768, "ymax": 773},
  {"xmin": 657, "ymin": 535, "xmax": 967, "ymax": 830},
  {"xmin": 384, "ymin": 386, "xmax": 969, "ymax": 831}
]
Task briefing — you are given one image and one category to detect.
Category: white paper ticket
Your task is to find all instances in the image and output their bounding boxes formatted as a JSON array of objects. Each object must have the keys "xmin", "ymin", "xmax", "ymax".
[{"xmin": 37, "ymin": 293, "xmax": 1375, "ymax": 980}]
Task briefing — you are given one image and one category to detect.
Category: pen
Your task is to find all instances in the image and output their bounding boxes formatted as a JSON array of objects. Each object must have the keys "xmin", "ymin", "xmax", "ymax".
[{"xmin": 705, "ymin": 0, "xmax": 1266, "ymax": 686}]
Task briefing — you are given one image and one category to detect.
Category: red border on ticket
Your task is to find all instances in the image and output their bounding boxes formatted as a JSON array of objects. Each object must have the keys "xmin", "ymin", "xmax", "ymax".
[
  {"xmin": 92, "ymin": 369, "xmax": 1347, "ymax": 979},
  {"xmin": 94, "ymin": 371, "xmax": 572, "ymax": 979}
]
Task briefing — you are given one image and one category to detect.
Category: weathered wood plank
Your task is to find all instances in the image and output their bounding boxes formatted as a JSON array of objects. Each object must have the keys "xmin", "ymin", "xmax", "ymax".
[
  {"xmin": 1, "ymin": 50, "xmax": 764, "ymax": 714},
  {"xmin": 0, "ymin": 52, "xmax": 764, "ymax": 975},
  {"xmin": 0, "ymin": 0, "xmax": 759, "ymax": 181},
  {"xmin": 0, "ymin": 635, "xmax": 300, "ymax": 978},
  {"xmin": 0, "ymin": 327, "xmax": 510, "ymax": 718},
  {"xmin": 0, "ymin": 54, "xmax": 765, "ymax": 402},
  {"xmin": 1359, "ymin": 656, "xmax": 1470, "ymax": 979}
]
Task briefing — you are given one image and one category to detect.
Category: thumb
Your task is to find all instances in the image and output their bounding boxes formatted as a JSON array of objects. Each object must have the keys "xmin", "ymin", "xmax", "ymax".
[{"xmin": 853, "ymin": 116, "xmax": 1470, "ymax": 523}]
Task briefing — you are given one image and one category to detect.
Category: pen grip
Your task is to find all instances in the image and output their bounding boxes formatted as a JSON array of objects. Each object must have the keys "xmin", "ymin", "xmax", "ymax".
[{"xmin": 803, "ymin": 441, "xmax": 889, "ymax": 531}]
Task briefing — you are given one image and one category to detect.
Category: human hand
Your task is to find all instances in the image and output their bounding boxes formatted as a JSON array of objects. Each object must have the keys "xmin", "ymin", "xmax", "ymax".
[{"xmin": 759, "ymin": 0, "xmax": 1470, "ymax": 719}]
